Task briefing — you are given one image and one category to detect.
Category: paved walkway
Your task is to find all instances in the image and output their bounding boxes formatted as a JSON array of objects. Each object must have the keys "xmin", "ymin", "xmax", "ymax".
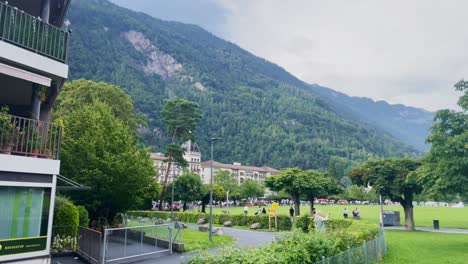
[
  {"xmin": 52, "ymin": 227, "xmax": 278, "ymax": 264},
  {"xmin": 384, "ymin": 226, "xmax": 468, "ymax": 234}
]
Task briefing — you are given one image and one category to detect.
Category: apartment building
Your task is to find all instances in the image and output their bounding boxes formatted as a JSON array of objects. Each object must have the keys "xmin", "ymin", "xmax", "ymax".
[{"xmin": 0, "ymin": 0, "xmax": 71, "ymax": 263}]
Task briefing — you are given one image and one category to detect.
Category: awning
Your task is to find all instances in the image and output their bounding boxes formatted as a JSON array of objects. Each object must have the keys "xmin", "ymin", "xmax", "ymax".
[
  {"xmin": 56, "ymin": 175, "xmax": 91, "ymax": 191},
  {"xmin": 0, "ymin": 62, "xmax": 51, "ymax": 87}
]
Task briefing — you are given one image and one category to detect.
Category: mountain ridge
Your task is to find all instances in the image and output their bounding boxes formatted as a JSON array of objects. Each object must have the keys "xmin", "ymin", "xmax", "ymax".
[{"xmin": 66, "ymin": 0, "xmax": 422, "ymax": 170}]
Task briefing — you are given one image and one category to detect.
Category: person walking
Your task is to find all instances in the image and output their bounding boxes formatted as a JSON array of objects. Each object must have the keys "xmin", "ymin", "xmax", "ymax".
[{"xmin": 244, "ymin": 205, "xmax": 249, "ymax": 215}]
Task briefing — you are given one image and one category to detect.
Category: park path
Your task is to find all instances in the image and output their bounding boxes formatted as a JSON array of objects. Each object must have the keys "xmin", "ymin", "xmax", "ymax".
[
  {"xmin": 385, "ymin": 226, "xmax": 468, "ymax": 234},
  {"xmin": 52, "ymin": 226, "xmax": 278, "ymax": 264}
]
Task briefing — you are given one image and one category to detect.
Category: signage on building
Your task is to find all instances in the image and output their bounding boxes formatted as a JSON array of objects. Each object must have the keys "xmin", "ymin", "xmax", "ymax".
[{"xmin": 0, "ymin": 237, "xmax": 46, "ymax": 256}]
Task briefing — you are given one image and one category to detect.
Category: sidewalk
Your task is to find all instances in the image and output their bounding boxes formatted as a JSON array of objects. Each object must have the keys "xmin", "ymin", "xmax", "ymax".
[
  {"xmin": 52, "ymin": 226, "xmax": 278, "ymax": 264},
  {"xmin": 384, "ymin": 226, "xmax": 468, "ymax": 234}
]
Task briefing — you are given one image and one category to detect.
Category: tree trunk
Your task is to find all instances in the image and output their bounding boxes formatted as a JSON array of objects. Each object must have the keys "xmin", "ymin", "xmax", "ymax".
[
  {"xmin": 158, "ymin": 128, "xmax": 178, "ymax": 210},
  {"xmin": 293, "ymin": 195, "xmax": 300, "ymax": 216},
  {"xmin": 183, "ymin": 201, "xmax": 187, "ymax": 212},
  {"xmin": 201, "ymin": 202, "xmax": 206, "ymax": 213},
  {"xmin": 309, "ymin": 197, "xmax": 315, "ymax": 215},
  {"xmin": 403, "ymin": 205, "xmax": 415, "ymax": 230}
]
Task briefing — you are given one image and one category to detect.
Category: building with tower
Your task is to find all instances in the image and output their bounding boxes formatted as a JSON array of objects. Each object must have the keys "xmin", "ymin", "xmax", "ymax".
[{"xmin": 150, "ymin": 141, "xmax": 278, "ymax": 184}]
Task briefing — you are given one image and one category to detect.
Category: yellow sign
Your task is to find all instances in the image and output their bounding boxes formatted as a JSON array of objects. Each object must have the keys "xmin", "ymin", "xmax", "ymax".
[
  {"xmin": 268, "ymin": 208, "xmax": 277, "ymax": 216},
  {"xmin": 272, "ymin": 202, "xmax": 279, "ymax": 210}
]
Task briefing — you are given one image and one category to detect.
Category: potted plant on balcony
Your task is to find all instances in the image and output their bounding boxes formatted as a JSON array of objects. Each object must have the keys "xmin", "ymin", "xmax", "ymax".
[
  {"xmin": 26, "ymin": 129, "xmax": 42, "ymax": 157},
  {"xmin": 0, "ymin": 106, "xmax": 14, "ymax": 154}
]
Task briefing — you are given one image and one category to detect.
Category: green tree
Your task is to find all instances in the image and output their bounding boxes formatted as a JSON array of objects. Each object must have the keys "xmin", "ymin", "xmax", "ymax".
[
  {"xmin": 343, "ymin": 185, "xmax": 379, "ymax": 202},
  {"xmin": 60, "ymin": 102, "xmax": 154, "ymax": 220},
  {"xmin": 199, "ymin": 184, "xmax": 225, "ymax": 213},
  {"xmin": 424, "ymin": 80, "xmax": 468, "ymax": 195},
  {"xmin": 265, "ymin": 168, "xmax": 302, "ymax": 216},
  {"xmin": 349, "ymin": 158, "xmax": 422, "ymax": 230},
  {"xmin": 173, "ymin": 173, "xmax": 203, "ymax": 211},
  {"xmin": 159, "ymin": 97, "xmax": 202, "ymax": 210},
  {"xmin": 239, "ymin": 180, "xmax": 264, "ymax": 201},
  {"xmin": 55, "ymin": 79, "xmax": 141, "ymax": 130},
  {"xmin": 297, "ymin": 170, "xmax": 340, "ymax": 215},
  {"xmin": 214, "ymin": 170, "xmax": 239, "ymax": 204}
]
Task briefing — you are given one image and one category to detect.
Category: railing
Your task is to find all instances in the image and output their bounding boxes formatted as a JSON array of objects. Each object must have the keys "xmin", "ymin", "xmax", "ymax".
[
  {"xmin": 314, "ymin": 232, "xmax": 387, "ymax": 264},
  {"xmin": 102, "ymin": 224, "xmax": 173, "ymax": 263},
  {"xmin": 77, "ymin": 227, "xmax": 102, "ymax": 264},
  {"xmin": 0, "ymin": 113, "xmax": 62, "ymax": 160},
  {"xmin": 0, "ymin": 1, "xmax": 69, "ymax": 63}
]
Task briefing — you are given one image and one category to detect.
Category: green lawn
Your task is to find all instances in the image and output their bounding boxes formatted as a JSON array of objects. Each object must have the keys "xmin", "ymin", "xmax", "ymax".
[
  {"xmin": 127, "ymin": 221, "xmax": 236, "ymax": 252},
  {"xmin": 383, "ymin": 230, "xmax": 468, "ymax": 264},
  {"xmin": 212, "ymin": 205, "xmax": 468, "ymax": 229}
]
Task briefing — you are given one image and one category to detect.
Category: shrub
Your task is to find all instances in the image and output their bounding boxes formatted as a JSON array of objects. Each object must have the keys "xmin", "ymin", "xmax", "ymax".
[
  {"xmin": 76, "ymin": 206, "xmax": 89, "ymax": 227},
  {"xmin": 187, "ymin": 217, "xmax": 382, "ymax": 263},
  {"xmin": 296, "ymin": 214, "xmax": 312, "ymax": 233},
  {"xmin": 54, "ymin": 202, "xmax": 79, "ymax": 236}
]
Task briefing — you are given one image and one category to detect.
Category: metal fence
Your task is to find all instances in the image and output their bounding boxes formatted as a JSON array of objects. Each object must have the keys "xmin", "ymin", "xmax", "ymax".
[
  {"xmin": 0, "ymin": 1, "xmax": 69, "ymax": 62},
  {"xmin": 0, "ymin": 113, "xmax": 62, "ymax": 159},
  {"xmin": 102, "ymin": 224, "xmax": 173, "ymax": 263},
  {"xmin": 76, "ymin": 227, "xmax": 102, "ymax": 264},
  {"xmin": 314, "ymin": 233, "xmax": 387, "ymax": 264}
]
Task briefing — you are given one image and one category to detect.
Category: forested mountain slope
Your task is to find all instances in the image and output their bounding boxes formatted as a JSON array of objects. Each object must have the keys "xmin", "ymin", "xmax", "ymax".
[
  {"xmin": 306, "ymin": 85, "xmax": 434, "ymax": 151},
  {"xmin": 66, "ymin": 0, "xmax": 419, "ymax": 169}
]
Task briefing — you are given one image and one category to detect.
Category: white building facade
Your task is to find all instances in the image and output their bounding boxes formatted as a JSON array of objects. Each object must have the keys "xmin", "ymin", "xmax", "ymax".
[{"xmin": 151, "ymin": 141, "xmax": 278, "ymax": 184}]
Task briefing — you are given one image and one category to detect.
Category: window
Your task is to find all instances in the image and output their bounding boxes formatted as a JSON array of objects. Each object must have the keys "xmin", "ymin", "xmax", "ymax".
[{"xmin": 0, "ymin": 186, "xmax": 51, "ymax": 256}]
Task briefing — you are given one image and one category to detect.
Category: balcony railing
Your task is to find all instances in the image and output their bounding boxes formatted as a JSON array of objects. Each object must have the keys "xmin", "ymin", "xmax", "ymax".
[
  {"xmin": 0, "ymin": 113, "xmax": 62, "ymax": 159},
  {"xmin": 0, "ymin": 1, "xmax": 69, "ymax": 63}
]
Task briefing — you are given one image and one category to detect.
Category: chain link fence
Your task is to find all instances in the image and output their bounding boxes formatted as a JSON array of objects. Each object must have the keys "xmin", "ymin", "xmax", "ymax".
[{"xmin": 314, "ymin": 232, "xmax": 387, "ymax": 264}]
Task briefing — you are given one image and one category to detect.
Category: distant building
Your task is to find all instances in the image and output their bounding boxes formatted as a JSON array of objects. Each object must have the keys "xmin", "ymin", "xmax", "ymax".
[
  {"xmin": 150, "ymin": 141, "xmax": 278, "ymax": 184},
  {"xmin": 151, "ymin": 140, "xmax": 202, "ymax": 183},
  {"xmin": 201, "ymin": 160, "xmax": 279, "ymax": 184}
]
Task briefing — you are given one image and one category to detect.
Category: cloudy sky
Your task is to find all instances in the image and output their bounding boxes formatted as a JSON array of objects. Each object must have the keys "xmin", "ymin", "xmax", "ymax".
[{"xmin": 111, "ymin": 0, "xmax": 467, "ymax": 111}]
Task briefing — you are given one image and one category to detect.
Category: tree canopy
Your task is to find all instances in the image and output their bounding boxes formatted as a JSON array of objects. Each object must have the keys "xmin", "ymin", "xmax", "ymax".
[
  {"xmin": 59, "ymin": 100, "xmax": 154, "ymax": 220},
  {"xmin": 424, "ymin": 80, "xmax": 468, "ymax": 195},
  {"xmin": 239, "ymin": 180, "xmax": 264, "ymax": 200},
  {"xmin": 159, "ymin": 97, "xmax": 202, "ymax": 210},
  {"xmin": 265, "ymin": 168, "xmax": 339, "ymax": 216},
  {"xmin": 349, "ymin": 158, "xmax": 422, "ymax": 230},
  {"xmin": 173, "ymin": 173, "xmax": 203, "ymax": 211}
]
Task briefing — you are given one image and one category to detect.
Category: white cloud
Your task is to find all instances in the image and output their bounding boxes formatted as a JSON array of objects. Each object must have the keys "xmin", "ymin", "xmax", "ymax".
[{"xmin": 216, "ymin": 0, "xmax": 468, "ymax": 111}]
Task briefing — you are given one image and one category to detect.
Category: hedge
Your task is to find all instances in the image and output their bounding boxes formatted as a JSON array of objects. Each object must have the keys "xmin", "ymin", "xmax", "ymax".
[
  {"xmin": 127, "ymin": 210, "xmax": 293, "ymax": 231},
  {"xmin": 188, "ymin": 219, "xmax": 382, "ymax": 264},
  {"xmin": 54, "ymin": 202, "xmax": 79, "ymax": 236},
  {"xmin": 77, "ymin": 205, "xmax": 89, "ymax": 227}
]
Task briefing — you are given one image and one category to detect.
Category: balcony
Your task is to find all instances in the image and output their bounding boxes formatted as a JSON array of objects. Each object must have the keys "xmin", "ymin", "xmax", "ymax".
[
  {"xmin": 0, "ymin": 112, "xmax": 62, "ymax": 159},
  {"xmin": 0, "ymin": 1, "xmax": 69, "ymax": 63}
]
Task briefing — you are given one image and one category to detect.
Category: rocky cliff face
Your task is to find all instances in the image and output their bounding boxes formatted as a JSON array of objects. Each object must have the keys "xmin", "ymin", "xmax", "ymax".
[{"xmin": 124, "ymin": 30, "xmax": 182, "ymax": 79}]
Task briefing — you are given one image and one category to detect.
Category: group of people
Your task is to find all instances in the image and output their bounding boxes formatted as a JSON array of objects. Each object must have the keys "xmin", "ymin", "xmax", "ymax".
[
  {"xmin": 244, "ymin": 205, "xmax": 267, "ymax": 215},
  {"xmin": 343, "ymin": 208, "xmax": 360, "ymax": 219}
]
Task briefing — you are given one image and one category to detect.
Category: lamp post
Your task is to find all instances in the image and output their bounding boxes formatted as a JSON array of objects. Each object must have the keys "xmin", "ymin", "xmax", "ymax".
[
  {"xmin": 170, "ymin": 162, "xmax": 177, "ymax": 222},
  {"xmin": 170, "ymin": 162, "xmax": 177, "ymax": 254},
  {"xmin": 209, "ymin": 137, "xmax": 220, "ymax": 242}
]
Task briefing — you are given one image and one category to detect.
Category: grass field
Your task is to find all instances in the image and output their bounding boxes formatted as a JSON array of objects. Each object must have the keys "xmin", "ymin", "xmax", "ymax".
[
  {"xmin": 383, "ymin": 230, "xmax": 468, "ymax": 264},
  {"xmin": 211, "ymin": 205, "xmax": 468, "ymax": 229},
  {"xmin": 127, "ymin": 221, "xmax": 235, "ymax": 252}
]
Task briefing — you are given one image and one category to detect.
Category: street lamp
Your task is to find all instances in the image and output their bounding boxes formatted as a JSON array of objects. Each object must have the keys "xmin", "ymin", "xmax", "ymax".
[
  {"xmin": 209, "ymin": 137, "xmax": 220, "ymax": 242},
  {"xmin": 170, "ymin": 162, "xmax": 177, "ymax": 222}
]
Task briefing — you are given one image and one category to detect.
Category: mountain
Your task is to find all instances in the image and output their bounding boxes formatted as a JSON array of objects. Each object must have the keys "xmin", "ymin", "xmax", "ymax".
[
  {"xmin": 306, "ymin": 85, "xmax": 434, "ymax": 151},
  {"xmin": 65, "ymin": 0, "xmax": 421, "ymax": 170}
]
